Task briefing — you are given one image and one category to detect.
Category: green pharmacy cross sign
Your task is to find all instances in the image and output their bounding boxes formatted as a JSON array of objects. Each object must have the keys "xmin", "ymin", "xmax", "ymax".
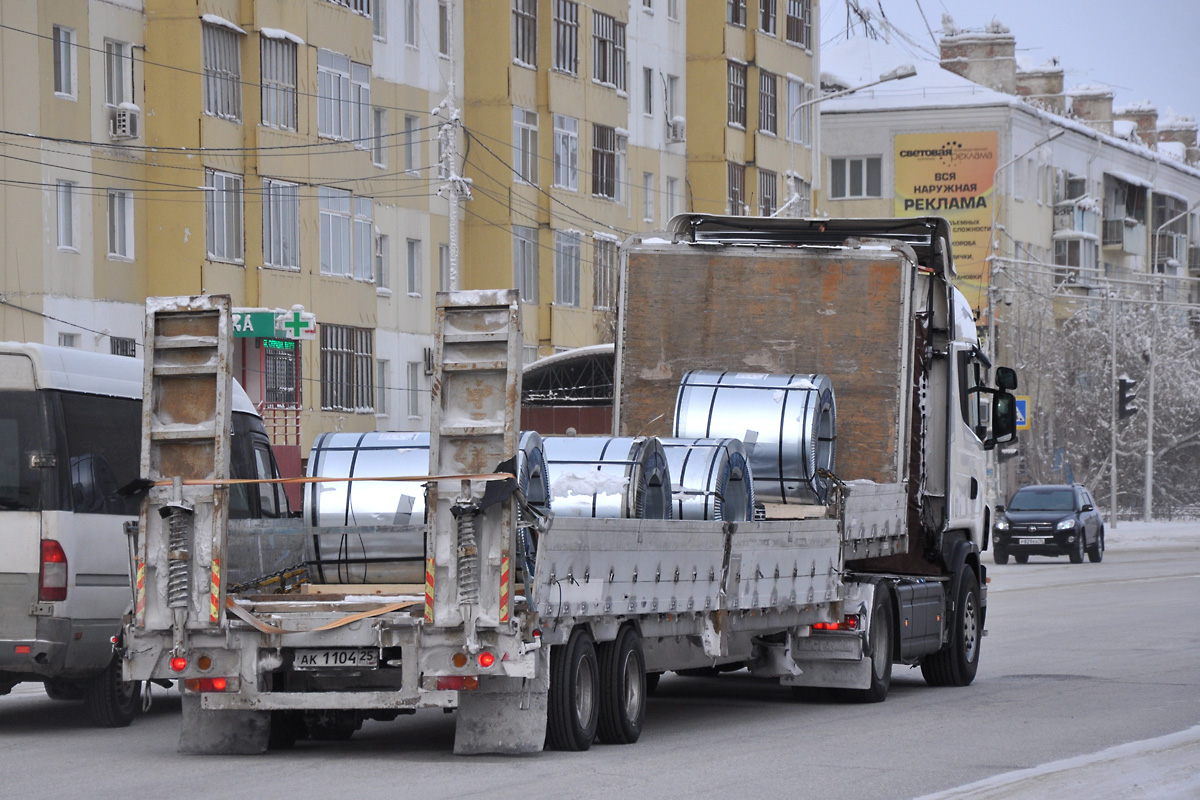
[{"xmin": 232, "ymin": 308, "xmax": 317, "ymax": 340}]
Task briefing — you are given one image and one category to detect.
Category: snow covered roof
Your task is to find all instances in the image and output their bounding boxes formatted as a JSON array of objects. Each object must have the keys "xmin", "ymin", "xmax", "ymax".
[
  {"xmin": 1160, "ymin": 141, "xmax": 1188, "ymax": 162},
  {"xmin": 200, "ymin": 14, "xmax": 246, "ymax": 36},
  {"xmin": 1112, "ymin": 120, "xmax": 1138, "ymax": 140}
]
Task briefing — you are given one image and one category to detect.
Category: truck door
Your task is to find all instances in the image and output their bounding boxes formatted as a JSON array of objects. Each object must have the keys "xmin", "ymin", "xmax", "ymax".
[{"xmin": 946, "ymin": 345, "xmax": 988, "ymax": 545}]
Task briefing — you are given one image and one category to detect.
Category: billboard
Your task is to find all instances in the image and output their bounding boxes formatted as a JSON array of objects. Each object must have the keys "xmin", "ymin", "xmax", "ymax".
[{"xmin": 894, "ymin": 132, "xmax": 998, "ymax": 318}]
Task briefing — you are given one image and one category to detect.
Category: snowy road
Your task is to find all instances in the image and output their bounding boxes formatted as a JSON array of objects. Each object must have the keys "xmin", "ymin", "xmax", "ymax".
[{"xmin": 1, "ymin": 522, "xmax": 1197, "ymax": 799}]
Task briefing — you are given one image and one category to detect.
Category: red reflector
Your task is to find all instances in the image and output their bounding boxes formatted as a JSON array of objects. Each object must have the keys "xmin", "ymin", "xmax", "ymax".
[
  {"xmin": 15, "ymin": 645, "xmax": 31, "ymax": 654},
  {"xmin": 477, "ymin": 651, "xmax": 495, "ymax": 669},
  {"xmin": 843, "ymin": 616, "xmax": 858, "ymax": 630},
  {"xmin": 436, "ymin": 675, "xmax": 479, "ymax": 691},
  {"xmin": 39, "ymin": 540, "xmax": 68, "ymax": 602},
  {"xmin": 183, "ymin": 677, "xmax": 236, "ymax": 693},
  {"xmin": 814, "ymin": 622, "xmax": 840, "ymax": 631},
  {"xmin": 169, "ymin": 656, "xmax": 188, "ymax": 672}
]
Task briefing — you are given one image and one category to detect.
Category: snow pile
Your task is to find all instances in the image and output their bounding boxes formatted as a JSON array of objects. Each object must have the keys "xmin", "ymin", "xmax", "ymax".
[
  {"xmin": 1104, "ymin": 520, "xmax": 1199, "ymax": 549},
  {"xmin": 1159, "ymin": 141, "xmax": 1188, "ymax": 162},
  {"xmin": 1160, "ymin": 108, "xmax": 1198, "ymax": 130}
]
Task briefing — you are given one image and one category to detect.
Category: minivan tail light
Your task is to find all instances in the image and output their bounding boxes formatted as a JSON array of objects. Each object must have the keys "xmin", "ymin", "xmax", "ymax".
[{"xmin": 39, "ymin": 540, "xmax": 68, "ymax": 602}]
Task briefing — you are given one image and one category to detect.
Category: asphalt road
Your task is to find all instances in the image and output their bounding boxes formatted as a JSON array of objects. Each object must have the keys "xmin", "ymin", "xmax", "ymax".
[{"xmin": 3, "ymin": 540, "xmax": 1198, "ymax": 800}]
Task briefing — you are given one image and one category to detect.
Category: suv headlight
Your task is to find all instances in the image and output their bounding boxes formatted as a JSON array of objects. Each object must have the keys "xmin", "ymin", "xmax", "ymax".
[
  {"xmin": 1056, "ymin": 518, "xmax": 1076, "ymax": 531},
  {"xmin": 995, "ymin": 520, "xmax": 1009, "ymax": 531}
]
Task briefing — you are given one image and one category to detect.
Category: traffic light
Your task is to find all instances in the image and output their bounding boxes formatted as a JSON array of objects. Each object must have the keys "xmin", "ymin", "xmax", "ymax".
[{"xmin": 1118, "ymin": 377, "xmax": 1138, "ymax": 419}]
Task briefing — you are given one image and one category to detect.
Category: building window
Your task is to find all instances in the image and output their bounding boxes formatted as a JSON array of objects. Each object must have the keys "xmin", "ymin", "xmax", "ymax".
[
  {"xmin": 107, "ymin": 189, "xmax": 133, "ymax": 260},
  {"xmin": 759, "ymin": 170, "xmax": 777, "ymax": 216},
  {"xmin": 263, "ymin": 178, "xmax": 299, "ymax": 269},
  {"xmin": 374, "ymin": 232, "xmax": 388, "ymax": 289},
  {"xmin": 403, "ymin": 0, "xmax": 418, "ymax": 46},
  {"xmin": 787, "ymin": 79, "xmax": 813, "ymax": 145},
  {"xmin": 643, "ymin": 67, "xmax": 654, "ymax": 115},
  {"xmin": 53, "ymin": 26, "xmax": 76, "ymax": 98},
  {"xmin": 406, "ymin": 239, "xmax": 421, "ymax": 295},
  {"xmin": 56, "ymin": 180, "xmax": 76, "ymax": 251},
  {"xmin": 513, "ymin": 225, "xmax": 539, "ymax": 303},
  {"xmin": 592, "ymin": 124, "xmax": 620, "ymax": 199},
  {"xmin": 830, "ymin": 156, "xmax": 882, "ymax": 199},
  {"xmin": 642, "ymin": 172, "xmax": 655, "ymax": 223},
  {"xmin": 373, "ymin": 0, "xmax": 386, "ymax": 38},
  {"xmin": 317, "ymin": 50, "xmax": 368, "ymax": 141},
  {"xmin": 438, "ymin": 2, "xmax": 449, "ymax": 54},
  {"xmin": 513, "ymin": 107, "xmax": 538, "ymax": 184},
  {"xmin": 665, "ymin": 176, "xmax": 679, "ymax": 221},
  {"xmin": 58, "ymin": 333, "xmax": 78, "ymax": 348},
  {"xmin": 728, "ymin": 62, "xmax": 746, "ymax": 127},
  {"xmin": 513, "ymin": 0, "xmax": 537, "ymax": 67},
  {"xmin": 728, "ymin": 0, "xmax": 746, "ymax": 26},
  {"xmin": 404, "ymin": 114, "xmax": 419, "ymax": 173},
  {"xmin": 788, "ymin": 174, "xmax": 812, "ymax": 215},
  {"xmin": 203, "ymin": 23, "xmax": 242, "ymax": 121},
  {"xmin": 668, "ymin": 0, "xmax": 679, "ymax": 20},
  {"xmin": 1054, "ymin": 237, "xmax": 1098, "ymax": 284},
  {"xmin": 353, "ymin": 197, "xmax": 372, "ymax": 281},
  {"xmin": 264, "ymin": 340, "xmax": 299, "ymax": 405},
  {"xmin": 728, "ymin": 162, "xmax": 745, "ymax": 215},
  {"xmin": 760, "ymin": 0, "xmax": 776, "ymax": 33},
  {"xmin": 786, "ymin": 0, "xmax": 812, "ymax": 48},
  {"xmin": 110, "ymin": 337, "xmax": 137, "ymax": 357},
  {"xmin": 376, "ymin": 359, "xmax": 388, "ymax": 415},
  {"xmin": 759, "ymin": 70, "xmax": 777, "ymax": 134},
  {"xmin": 319, "ymin": 187, "xmax": 350, "ymax": 276},
  {"xmin": 554, "ymin": 231, "xmax": 581, "ymax": 307},
  {"xmin": 320, "ymin": 324, "xmax": 374, "ymax": 412},
  {"xmin": 553, "ymin": 0, "xmax": 578, "ymax": 74},
  {"xmin": 592, "ymin": 11, "xmax": 626, "ymax": 91},
  {"xmin": 593, "ymin": 237, "xmax": 617, "ymax": 310},
  {"xmin": 553, "ymin": 114, "xmax": 578, "ymax": 190},
  {"xmin": 406, "ymin": 361, "xmax": 421, "ymax": 417},
  {"xmin": 261, "ymin": 37, "xmax": 297, "ymax": 130},
  {"xmin": 104, "ymin": 39, "xmax": 131, "ymax": 106},
  {"xmin": 372, "ymin": 107, "xmax": 387, "ymax": 167},
  {"xmin": 439, "ymin": 243, "xmax": 450, "ymax": 290},
  {"xmin": 205, "ymin": 169, "xmax": 243, "ymax": 263}
]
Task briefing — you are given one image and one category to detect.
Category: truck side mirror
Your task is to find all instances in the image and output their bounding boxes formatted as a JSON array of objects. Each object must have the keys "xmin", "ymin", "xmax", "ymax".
[
  {"xmin": 996, "ymin": 366, "xmax": 1017, "ymax": 391},
  {"xmin": 987, "ymin": 391, "xmax": 1018, "ymax": 449}
]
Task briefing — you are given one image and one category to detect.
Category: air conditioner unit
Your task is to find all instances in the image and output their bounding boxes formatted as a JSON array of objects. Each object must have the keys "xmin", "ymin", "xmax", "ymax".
[
  {"xmin": 667, "ymin": 119, "xmax": 686, "ymax": 143},
  {"xmin": 109, "ymin": 107, "xmax": 139, "ymax": 140},
  {"xmin": 423, "ymin": 346, "xmax": 435, "ymax": 376}
]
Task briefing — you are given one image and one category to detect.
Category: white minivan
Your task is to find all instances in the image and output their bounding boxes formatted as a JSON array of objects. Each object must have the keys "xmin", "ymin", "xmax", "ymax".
[{"xmin": 0, "ymin": 343, "xmax": 289, "ymax": 726}]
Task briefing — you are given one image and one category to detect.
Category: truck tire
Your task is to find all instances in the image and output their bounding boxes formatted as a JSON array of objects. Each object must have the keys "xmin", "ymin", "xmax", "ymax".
[
  {"xmin": 838, "ymin": 588, "xmax": 892, "ymax": 703},
  {"xmin": 920, "ymin": 568, "xmax": 980, "ymax": 688},
  {"xmin": 83, "ymin": 655, "xmax": 141, "ymax": 728},
  {"xmin": 596, "ymin": 626, "xmax": 646, "ymax": 744},
  {"xmin": 1088, "ymin": 528, "xmax": 1104, "ymax": 563},
  {"xmin": 992, "ymin": 548, "xmax": 1009, "ymax": 565},
  {"xmin": 546, "ymin": 627, "xmax": 599, "ymax": 751},
  {"xmin": 1069, "ymin": 532, "xmax": 1085, "ymax": 564}
]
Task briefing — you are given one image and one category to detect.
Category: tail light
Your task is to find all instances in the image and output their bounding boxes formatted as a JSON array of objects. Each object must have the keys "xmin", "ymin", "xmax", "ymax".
[
  {"xmin": 183, "ymin": 677, "xmax": 239, "ymax": 693},
  {"xmin": 38, "ymin": 540, "xmax": 68, "ymax": 602},
  {"xmin": 813, "ymin": 615, "xmax": 859, "ymax": 632}
]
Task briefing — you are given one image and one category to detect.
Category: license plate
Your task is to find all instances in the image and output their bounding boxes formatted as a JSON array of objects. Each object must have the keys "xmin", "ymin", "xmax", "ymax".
[
  {"xmin": 1018, "ymin": 537, "xmax": 1044, "ymax": 545},
  {"xmin": 293, "ymin": 649, "xmax": 379, "ymax": 669}
]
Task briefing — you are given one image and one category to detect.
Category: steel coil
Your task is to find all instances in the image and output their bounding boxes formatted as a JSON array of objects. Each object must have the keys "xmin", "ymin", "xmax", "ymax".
[
  {"xmin": 660, "ymin": 437, "xmax": 755, "ymax": 521},
  {"xmin": 674, "ymin": 371, "xmax": 836, "ymax": 504},
  {"xmin": 542, "ymin": 436, "xmax": 673, "ymax": 519}
]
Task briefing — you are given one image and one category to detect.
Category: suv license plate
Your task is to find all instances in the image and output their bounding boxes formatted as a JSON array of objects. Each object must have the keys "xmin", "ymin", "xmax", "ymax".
[
  {"xmin": 1018, "ymin": 537, "xmax": 1045, "ymax": 545},
  {"xmin": 294, "ymin": 649, "xmax": 379, "ymax": 669}
]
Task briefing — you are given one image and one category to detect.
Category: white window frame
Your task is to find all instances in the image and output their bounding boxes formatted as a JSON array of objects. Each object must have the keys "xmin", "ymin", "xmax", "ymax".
[
  {"xmin": 104, "ymin": 39, "xmax": 131, "ymax": 107},
  {"xmin": 406, "ymin": 361, "xmax": 421, "ymax": 417},
  {"xmin": 643, "ymin": 67, "xmax": 654, "ymax": 115},
  {"xmin": 351, "ymin": 62, "xmax": 370, "ymax": 148},
  {"xmin": 373, "ymin": 0, "xmax": 387, "ymax": 39},
  {"xmin": 319, "ymin": 186, "xmax": 351, "ymax": 276},
  {"xmin": 513, "ymin": 225, "xmax": 539, "ymax": 303},
  {"xmin": 439, "ymin": 243, "xmax": 450, "ymax": 291},
  {"xmin": 404, "ymin": 0, "xmax": 418, "ymax": 47},
  {"xmin": 404, "ymin": 114, "xmax": 419, "ymax": 173},
  {"xmin": 668, "ymin": 0, "xmax": 680, "ymax": 20},
  {"xmin": 406, "ymin": 238, "xmax": 422, "ymax": 296},
  {"xmin": 202, "ymin": 23, "xmax": 242, "ymax": 122},
  {"xmin": 665, "ymin": 176, "xmax": 679, "ymax": 222},
  {"xmin": 513, "ymin": 107, "xmax": 538, "ymax": 184},
  {"xmin": 205, "ymin": 169, "xmax": 244, "ymax": 263},
  {"xmin": 786, "ymin": 79, "xmax": 813, "ymax": 145},
  {"xmin": 263, "ymin": 178, "xmax": 300, "ymax": 269},
  {"xmin": 438, "ymin": 2, "xmax": 449, "ymax": 55},
  {"xmin": 376, "ymin": 358, "xmax": 389, "ymax": 416},
  {"xmin": 759, "ymin": 70, "xmax": 777, "ymax": 134},
  {"xmin": 53, "ymin": 26, "xmax": 76, "ymax": 99},
  {"xmin": 353, "ymin": 197, "xmax": 373, "ymax": 281},
  {"xmin": 553, "ymin": 114, "xmax": 579, "ymax": 191},
  {"xmin": 372, "ymin": 107, "xmax": 388, "ymax": 167},
  {"xmin": 376, "ymin": 232, "xmax": 390, "ymax": 290},
  {"xmin": 261, "ymin": 37, "xmax": 297, "ymax": 130},
  {"xmin": 553, "ymin": 0, "xmax": 579, "ymax": 75},
  {"xmin": 107, "ymin": 189, "xmax": 134, "ymax": 261},
  {"xmin": 642, "ymin": 172, "xmax": 655, "ymax": 223},
  {"xmin": 320, "ymin": 323, "xmax": 374, "ymax": 412},
  {"xmin": 829, "ymin": 156, "xmax": 883, "ymax": 199},
  {"xmin": 728, "ymin": 61, "xmax": 747, "ymax": 128},
  {"xmin": 56, "ymin": 180, "xmax": 77, "ymax": 252},
  {"xmin": 593, "ymin": 236, "xmax": 617, "ymax": 310},
  {"xmin": 318, "ymin": 49, "xmax": 355, "ymax": 140},
  {"xmin": 554, "ymin": 231, "xmax": 581, "ymax": 307}
]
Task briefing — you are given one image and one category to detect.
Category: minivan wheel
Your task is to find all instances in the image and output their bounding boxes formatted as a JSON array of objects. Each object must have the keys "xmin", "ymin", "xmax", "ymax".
[
  {"xmin": 84, "ymin": 655, "xmax": 142, "ymax": 728},
  {"xmin": 1088, "ymin": 528, "xmax": 1105, "ymax": 563},
  {"xmin": 1069, "ymin": 531, "xmax": 1085, "ymax": 564}
]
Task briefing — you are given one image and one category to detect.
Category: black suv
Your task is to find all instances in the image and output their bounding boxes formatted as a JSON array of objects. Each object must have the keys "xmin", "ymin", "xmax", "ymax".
[{"xmin": 992, "ymin": 484, "xmax": 1105, "ymax": 565}]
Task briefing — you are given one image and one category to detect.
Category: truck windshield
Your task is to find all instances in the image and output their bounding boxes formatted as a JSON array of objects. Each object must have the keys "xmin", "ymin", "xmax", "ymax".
[
  {"xmin": 0, "ymin": 391, "xmax": 49, "ymax": 511},
  {"xmin": 1009, "ymin": 488, "xmax": 1075, "ymax": 512}
]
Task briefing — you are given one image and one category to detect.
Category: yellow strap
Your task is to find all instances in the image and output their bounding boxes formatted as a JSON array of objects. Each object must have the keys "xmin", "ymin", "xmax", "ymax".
[{"xmin": 223, "ymin": 595, "xmax": 421, "ymax": 635}]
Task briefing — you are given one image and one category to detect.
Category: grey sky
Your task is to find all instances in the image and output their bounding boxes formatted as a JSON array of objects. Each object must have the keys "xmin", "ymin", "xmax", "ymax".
[{"xmin": 826, "ymin": 0, "xmax": 1200, "ymax": 122}]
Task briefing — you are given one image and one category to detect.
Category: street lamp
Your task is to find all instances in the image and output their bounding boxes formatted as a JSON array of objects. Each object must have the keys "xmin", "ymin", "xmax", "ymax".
[
  {"xmin": 774, "ymin": 64, "xmax": 917, "ymax": 218},
  {"xmin": 1142, "ymin": 197, "xmax": 1200, "ymax": 521}
]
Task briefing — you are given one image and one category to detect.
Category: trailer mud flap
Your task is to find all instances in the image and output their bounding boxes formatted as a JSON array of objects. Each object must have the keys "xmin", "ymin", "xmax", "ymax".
[{"xmin": 453, "ymin": 673, "xmax": 549, "ymax": 755}]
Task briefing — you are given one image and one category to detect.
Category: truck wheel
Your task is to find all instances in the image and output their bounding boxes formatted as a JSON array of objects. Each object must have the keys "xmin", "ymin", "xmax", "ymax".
[
  {"xmin": 992, "ymin": 548, "xmax": 1009, "ymax": 565},
  {"xmin": 838, "ymin": 588, "xmax": 893, "ymax": 703},
  {"xmin": 44, "ymin": 679, "xmax": 86, "ymax": 702},
  {"xmin": 546, "ymin": 627, "xmax": 599, "ymax": 751},
  {"xmin": 596, "ymin": 626, "xmax": 646, "ymax": 744},
  {"xmin": 1088, "ymin": 528, "xmax": 1104, "ymax": 563},
  {"xmin": 83, "ymin": 655, "xmax": 141, "ymax": 728},
  {"xmin": 920, "ymin": 568, "xmax": 981, "ymax": 688},
  {"xmin": 1069, "ymin": 532, "xmax": 1085, "ymax": 564}
]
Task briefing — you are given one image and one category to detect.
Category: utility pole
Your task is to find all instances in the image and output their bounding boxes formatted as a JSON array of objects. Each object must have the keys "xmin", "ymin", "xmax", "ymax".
[
  {"xmin": 436, "ymin": 1, "xmax": 470, "ymax": 291},
  {"xmin": 1110, "ymin": 289, "xmax": 1119, "ymax": 529}
]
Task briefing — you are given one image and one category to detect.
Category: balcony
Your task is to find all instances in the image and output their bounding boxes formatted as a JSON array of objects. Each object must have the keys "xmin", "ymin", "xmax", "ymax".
[
  {"xmin": 1102, "ymin": 218, "xmax": 1146, "ymax": 256},
  {"xmin": 1054, "ymin": 201, "xmax": 1100, "ymax": 237},
  {"xmin": 1189, "ymin": 245, "xmax": 1200, "ymax": 275},
  {"xmin": 1153, "ymin": 232, "xmax": 1188, "ymax": 268}
]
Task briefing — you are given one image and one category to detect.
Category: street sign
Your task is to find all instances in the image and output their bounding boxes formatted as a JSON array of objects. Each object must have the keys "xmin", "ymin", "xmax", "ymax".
[
  {"xmin": 232, "ymin": 308, "xmax": 317, "ymax": 340},
  {"xmin": 1014, "ymin": 396, "xmax": 1030, "ymax": 430},
  {"xmin": 232, "ymin": 312, "xmax": 276, "ymax": 338}
]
